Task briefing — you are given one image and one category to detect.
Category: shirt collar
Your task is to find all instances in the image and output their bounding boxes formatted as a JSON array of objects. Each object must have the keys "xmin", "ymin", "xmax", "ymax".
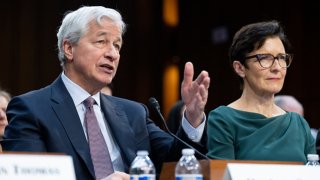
[{"xmin": 61, "ymin": 72, "xmax": 101, "ymax": 107}]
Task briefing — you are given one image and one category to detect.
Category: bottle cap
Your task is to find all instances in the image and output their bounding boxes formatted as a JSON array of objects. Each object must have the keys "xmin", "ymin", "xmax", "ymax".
[
  {"xmin": 137, "ymin": 150, "xmax": 149, "ymax": 156},
  {"xmin": 307, "ymin": 154, "xmax": 319, "ymax": 161},
  {"xmin": 182, "ymin": 148, "xmax": 195, "ymax": 155}
]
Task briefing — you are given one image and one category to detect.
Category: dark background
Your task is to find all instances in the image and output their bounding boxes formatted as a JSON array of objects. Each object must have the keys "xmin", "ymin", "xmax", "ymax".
[{"xmin": 1, "ymin": 0, "xmax": 319, "ymax": 129}]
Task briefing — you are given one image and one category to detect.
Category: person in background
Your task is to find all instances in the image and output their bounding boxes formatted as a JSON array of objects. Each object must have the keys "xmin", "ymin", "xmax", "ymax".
[
  {"xmin": 206, "ymin": 20, "xmax": 315, "ymax": 163},
  {"xmin": 166, "ymin": 100, "xmax": 186, "ymax": 134},
  {"xmin": 0, "ymin": 88, "xmax": 11, "ymax": 152},
  {"xmin": 316, "ymin": 128, "xmax": 320, "ymax": 155},
  {"xmin": 275, "ymin": 95, "xmax": 318, "ymax": 139},
  {"xmin": 274, "ymin": 95, "xmax": 304, "ymax": 115},
  {"xmin": 101, "ymin": 83, "xmax": 113, "ymax": 96},
  {"xmin": 1, "ymin": 6, "xmax": 210, "ymax": 180}
]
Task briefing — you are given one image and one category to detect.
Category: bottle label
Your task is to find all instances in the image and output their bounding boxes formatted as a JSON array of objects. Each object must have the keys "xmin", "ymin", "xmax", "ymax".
[
  {"xmin": 130, "ymin": 174, "xmax": 156, "ymax": 180},
  {"xmin": 175, "ymin": 174, "xmax": 203, "ymax": 180}
]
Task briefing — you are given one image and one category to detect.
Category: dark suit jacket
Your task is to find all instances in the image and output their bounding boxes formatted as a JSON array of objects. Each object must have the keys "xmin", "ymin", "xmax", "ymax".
[{"xmin": 1, "ymin": 76, "xmax": 207, "ymax": 180}]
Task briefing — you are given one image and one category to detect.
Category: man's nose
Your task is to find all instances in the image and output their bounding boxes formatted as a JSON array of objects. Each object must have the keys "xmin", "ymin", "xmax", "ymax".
[{"xmin": 104, "ymin": 46, "xmax": 119, "ymax": 61}]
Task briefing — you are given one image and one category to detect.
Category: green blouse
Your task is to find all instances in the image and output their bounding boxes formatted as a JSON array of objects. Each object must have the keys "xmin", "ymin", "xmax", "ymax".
[{"xmin": 207, "ymin": 106, "xmax": 316, "ymax": 163}]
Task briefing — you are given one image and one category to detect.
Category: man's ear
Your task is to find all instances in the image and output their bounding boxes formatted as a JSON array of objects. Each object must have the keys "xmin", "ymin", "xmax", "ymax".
[
  {"xmin": 63, "ymin": 40, "xmax": 73, "ymax": 61},
  {"xmin": 233, "ymin": 61, "xmax": 245, "ymax": 78}
]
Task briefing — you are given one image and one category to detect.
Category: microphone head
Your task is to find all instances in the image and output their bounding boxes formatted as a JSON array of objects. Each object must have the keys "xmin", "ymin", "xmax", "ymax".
[{"xmin": 148, "ymin": 97, "xmax": 160, "ymax": 111}]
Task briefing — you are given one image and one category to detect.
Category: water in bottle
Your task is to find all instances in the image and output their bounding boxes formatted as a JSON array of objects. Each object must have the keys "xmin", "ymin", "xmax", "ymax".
[
  {"xmin": 175, "ymin": 148, "xmax": 203, "ymax": 180},
  {"xmin": 306, "ymin": 154, "xmax": 320, "ymax": 166},
  {"xmin": 129, "ymin": 150, "xmax": 156, "ymax": 180}
]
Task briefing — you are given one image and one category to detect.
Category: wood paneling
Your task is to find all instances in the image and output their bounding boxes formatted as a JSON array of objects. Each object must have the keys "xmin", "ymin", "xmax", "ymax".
[{"xmin": 1, "ymin": 0, "xmax": 319, "ymax": 129}]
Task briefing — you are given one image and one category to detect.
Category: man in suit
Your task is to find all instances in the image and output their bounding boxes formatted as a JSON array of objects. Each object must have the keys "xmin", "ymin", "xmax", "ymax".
[{"xmin": 1, "ymin": 6, "xmax": 210, "ymax": 180}]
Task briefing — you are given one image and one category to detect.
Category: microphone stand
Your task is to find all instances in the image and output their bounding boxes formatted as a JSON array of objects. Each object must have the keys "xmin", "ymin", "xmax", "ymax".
[{"xmin": 148, "ymin": 97, "xmax": 209, "ymax": 160}]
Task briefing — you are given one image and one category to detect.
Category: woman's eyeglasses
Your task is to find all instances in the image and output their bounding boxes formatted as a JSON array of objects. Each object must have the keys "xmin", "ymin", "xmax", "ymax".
[{"xmin": 245, "ymin": 53, "xmax": 293, "ymax": 69}]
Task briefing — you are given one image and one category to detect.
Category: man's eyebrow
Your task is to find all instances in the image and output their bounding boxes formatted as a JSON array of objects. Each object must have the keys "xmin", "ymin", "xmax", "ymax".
[{"xmin": 96, "ymin": 31, "xmax": 107, "ymax": 36}]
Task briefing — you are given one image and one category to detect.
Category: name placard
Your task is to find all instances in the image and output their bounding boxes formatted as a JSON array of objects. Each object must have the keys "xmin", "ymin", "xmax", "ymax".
[
  {"xmin": 0, "ymin": 153, "xmax": 76, "ymax": 180},
  {"xmin": 223, "ymin": 163, "xmax": 320, "ymax": 180}
]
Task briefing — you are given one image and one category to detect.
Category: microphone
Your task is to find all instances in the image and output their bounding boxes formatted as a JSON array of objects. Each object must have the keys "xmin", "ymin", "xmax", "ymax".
[{"xmin": 148, "ymin": 97, "xmax": 209, "ymax": 160}]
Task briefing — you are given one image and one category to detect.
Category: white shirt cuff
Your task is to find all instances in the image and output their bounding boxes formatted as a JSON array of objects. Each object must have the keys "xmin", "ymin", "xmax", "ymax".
[{"xmin": 181, "ymin": 112, "xmax": 206, "ymax": 142}]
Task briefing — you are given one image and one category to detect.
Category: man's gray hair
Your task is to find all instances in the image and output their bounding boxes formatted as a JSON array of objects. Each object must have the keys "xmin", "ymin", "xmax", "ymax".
[{"xmin": 56, "ymin": 6, "xmax": 126, "ymax": 67}]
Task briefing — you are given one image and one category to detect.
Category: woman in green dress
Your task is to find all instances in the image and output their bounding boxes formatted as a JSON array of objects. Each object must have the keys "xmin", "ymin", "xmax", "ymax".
[{"xmin": 206, "ymin": 20, "xmax": 316, "ymax": 163}]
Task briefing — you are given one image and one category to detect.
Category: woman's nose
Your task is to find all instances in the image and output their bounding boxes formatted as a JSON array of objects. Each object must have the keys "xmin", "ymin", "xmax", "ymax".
[
  {"xmin": 270, "ymin": 59, "xmax": 282, "ymax": 70},
  {"xmin": 0, "ymin": 109, "xmax": 5, "ymax": 119}
]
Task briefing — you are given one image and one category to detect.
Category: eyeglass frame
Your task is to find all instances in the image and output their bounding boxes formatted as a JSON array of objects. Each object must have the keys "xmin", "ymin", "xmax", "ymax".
[{"xmin": 244, "ymin": 53, "xmax": 293, "ymax": 69}]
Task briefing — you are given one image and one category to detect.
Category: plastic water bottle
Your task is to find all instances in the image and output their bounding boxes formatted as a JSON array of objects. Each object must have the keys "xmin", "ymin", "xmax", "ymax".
[
  {"xmin": 175, "ymin": 148, "xmax": 203, "ymax": 180},
  {"xmin": 306, "ymin": 154, "xmax": 320, "ymax": 166},
  {"xmin": 129, "ymin": 150, "xmax": 156, "ymax": 180}
]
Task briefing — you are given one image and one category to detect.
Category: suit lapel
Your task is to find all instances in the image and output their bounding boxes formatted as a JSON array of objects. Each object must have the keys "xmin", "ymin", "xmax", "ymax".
[
  {"xmin": 50, "ymin": 76, "xmax": 95, "ymax": 177},
  {"xmin": 100, "ymin": 95, "xmax": 137, "ymax": 171}
]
